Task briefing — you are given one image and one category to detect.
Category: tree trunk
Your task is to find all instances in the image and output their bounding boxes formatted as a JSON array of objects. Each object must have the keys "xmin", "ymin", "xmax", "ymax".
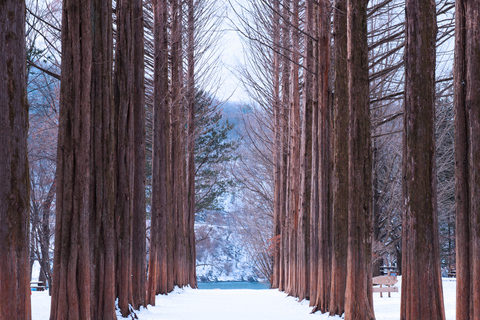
[
  {"xmin": 0, "ymin": 1, "xmax": 31, "ymax": 318},
  {"xmin": 115, "ymin": 0, "xmax": 141, "ymax": 314},
  {"xmin": 286, "ymin": 0, "xmax": 300, "ymax": 298},
  {"xmin": 329, "ymin": 0, "xmax": 348, "ymax": 315},
  {"xmin": 132, "ymin": 0, "xmax": 147, "ymax": 309},
  {"xmin": 315, "ymin": 0, "xmax": 332, "ymax": 312},
  {"xmin": 454, "ymin": 0, "xmax": 480, "ymax": 319},
  {"xmin": 90, "ymin": 0, "xmax": 117, "ymax": 318},
  {"xmin": 279, "ymin": 0, "xmax": 290, "ymax": 293},
  {"xmin": 343, "ymin": 0, "xmax": 374, "ymax": 318},
  {"xmin": 271, "ymin": 0, "xmax": 282, "ymax": 290},
  {"xmin": 186, "ymin": 0, "xmax": 197, "ymax": 288},
  {"xmin": 148, "ymin": 0, "xmax": 170, "ymax": 304},
  {"xmin": 401, "ymin": 0, "xmax": 445, "ymax": 318},
  {"xmin": 297, "ymin": 0, "xmax": 314, "ymax": 301},
  {"xmin": 50, "ymin": 1, "xmax": 93, "ymax": 319}
]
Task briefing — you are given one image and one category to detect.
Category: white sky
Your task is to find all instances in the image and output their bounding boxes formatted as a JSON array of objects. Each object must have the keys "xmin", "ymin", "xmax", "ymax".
[{"xmin": 214, "ymin": 1, "xmax": 250, "ymax": 103}]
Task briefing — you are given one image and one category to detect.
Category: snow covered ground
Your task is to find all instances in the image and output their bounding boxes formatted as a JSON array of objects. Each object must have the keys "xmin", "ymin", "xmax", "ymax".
[{"xmin": 31, "ymin": 278, "xmax": 456, "ymax": 320}]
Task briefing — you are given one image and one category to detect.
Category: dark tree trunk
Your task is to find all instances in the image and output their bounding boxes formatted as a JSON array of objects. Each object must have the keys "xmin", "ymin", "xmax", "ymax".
[
  {"xmin": 186, "ymin": 0, "xmax": 197, "ymax": 288},
  {"xmin": 90, "ymin": 0, "xmax": 117, "ymax": 318},
  {"xmin": 315, "ymin": 0, "xmax": 332, "ymax": 312},
  {"xmin": 279, "ymin": 0, "xmax": 290, "ymax": 293},
  {"xmin": 297, "ymin": 0, "xmax": 314, "ymax": 301},
  {"xmin": 115, "ymin": 0, "xmax": 144, "ymax": 314},
  {"xmin": 401, "ymin": 0, "xmax": 445, "ymax": 318},
  {"xmin": 286, "ymin": 0, "xmax": 300, "ymax": 297},
  {"xmin": 309, "ymin": 6, "xmax": 319, "ymax": 304},
  {"xmin": 171, "ymin": 0, "xmax": 185, "ymax": 287},
  {"xmin": 148, "ymin": 0, "xmax": 170, "ymax": 305},
  {"xmin": 454, "ymin": 0, "xmax": 480, "ymax": 319},
  {"xmin": 132, "ymin": 0, "xmax": 147, "ymax": 309},
  {"xmin": 0, "ymin": 1, "xmax": 31, "ymax": 318},
  {"xmin": 329, "ymin": 0, "xmax": 348, "ymax": 315},
  {"xmin": 271, "ymin": 0, "xmax": 281, "ymax": 290},
  {"xmin": 343, "ymin": 0, "xmax": 374, "ymax": 318},
  {"xmin": 51, "ymin": 0, "xmax": 94, "ymax": 319}
]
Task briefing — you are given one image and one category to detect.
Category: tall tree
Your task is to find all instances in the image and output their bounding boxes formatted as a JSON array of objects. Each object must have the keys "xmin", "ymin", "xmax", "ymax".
[
  {"xmin": 0, "ymin": 1, "xmax": 31, "ymax": 319},
  {"xmin": 131, "ymin": 0, "xmax": 147, "ymax": 309},
  {"xmin": 329, "ymin": 0, "xmax": 349, "ymax": 315},
  {"xmin": 314, "ymin": 0, "xmax": 332, "ymax": 312},
  {"xmin": 454, "ymin": 0, "xmax": 480, "ymax": 319},
  {"xmin": 343, "ymin": 0, "xmax": 374, "ymax": 318},
  {"xmin": 114, "ymin": 0, "xmax": 147, "ymax": 314},
  {"xmin": 401, "ymin": 0, "xmax": 445, "ymax": 318},
  {"xmin": 50, "ymin": 0, "xmax": 93, "ymax": 318},
  {"xmin": 271, "ymin": 0, "xmax": 282, "ymax": 290},
  {"xmin": 148, "ymin": 0, "xmax": 170, "ymax": 304},
  {"xmin": 90, "ymin": 0, "xmax": 117, "ymax": 319},
  {"xmin": 286, "ymin": 0, "xmax": 300, "ymax": 297},
  {"xmin": 186, "ymin": 0, "xmax": 197, "ymax": 288},
  {"xmin": 297, "ymin": 0, "xmax": 314, "ymax": 301}
]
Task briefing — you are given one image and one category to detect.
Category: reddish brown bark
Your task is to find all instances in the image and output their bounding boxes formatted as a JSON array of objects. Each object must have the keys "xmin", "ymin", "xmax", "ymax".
[
  {"xmin": 148, "ymin": 0, "xmax": 170, "ymax": 305},
  {"xmin": 132, "ymin": 0, "xmax": 147, "ymax": 309},
  {"xmin": 400, "ymin": 0, "xmax": 445, "ymax": 318},
  {"xmin": 314, "ymin": 0, "xmax": 332, "ymax": 312},
  {"xmin": 329, "ymin": 0, "xmax": 348, "ymax": 315},
  {"xmin": 297, "ymin": 0, "xmax": 314, "ymax": 301},
  {"xmin": 285, "ymin": 0, "xmax": 301, "ymax": 297},
  {"xmin": 271, "ymin": 0, "xmax": 282, "ymax": 290},
  {"xmin": 309, "ymin": 6, "xmax": 319, "ymax": 304},
  {"xmin": 279, "ymin": 0, "xmax": 290, "ymax": 293},
  {"xmin": 186, "ymin": 0, "xmax": 197, "ymax": 288},
  {"xmin": 115, "ymin": 0, "xmax": 145, "ymax": 314},
  {"xmin": 0, "ymin": 1, "xmax": 31, "ymax": 319},
  {"xmin": 90, "ymin": 0, "xmax": 117, "ymax": 319},
  {"xmin": 50, "ymin": 1, "xmax": 93, "ymax": 319},
  {"xmin": 454, "ymin": 1, "xmax": 480, "ymax": 319},
  {"xmin": 343, "ymin": 0, "xmax": 374, "ymax": 318}
]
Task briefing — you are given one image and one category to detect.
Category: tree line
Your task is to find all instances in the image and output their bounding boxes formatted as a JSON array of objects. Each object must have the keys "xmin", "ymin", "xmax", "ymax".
[
  {"xmin": 1, "ymin": 0, "xmax": 223, "ymax": 318},
  {"xmin": 234, "ymin": 0, "xmax": 477, "ymax": 319}
]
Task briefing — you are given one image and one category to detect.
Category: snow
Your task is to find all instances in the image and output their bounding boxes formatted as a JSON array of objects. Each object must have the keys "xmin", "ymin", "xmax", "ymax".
[{"xmin": 31, "ymin": 278, "xmax": 456, "ymax": 320}]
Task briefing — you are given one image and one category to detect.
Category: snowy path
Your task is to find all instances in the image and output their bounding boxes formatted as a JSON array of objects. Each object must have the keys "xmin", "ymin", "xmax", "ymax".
[{"xmin": 31, "ymin": 278, "xmax": 456, "ymax": 320}]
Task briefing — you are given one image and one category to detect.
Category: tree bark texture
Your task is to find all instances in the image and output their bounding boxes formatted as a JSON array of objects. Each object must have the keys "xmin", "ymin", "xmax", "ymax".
[
  {"xmin": 279, "ymin": 0, "xmax": 290, "ymax": 293},
  {"xmin": 171, "ymin": 0, "xmax": 186, "ymax": 287},
  {"xmin": 115, "ymin": 0, "xmax": 146, "ymax": 314},
  {"xmin": 401, "ymin": 0, "xmax": 445, "ymax": 318},
  {"xmin": 454, "ymin": 0, "xmax": 480, "ymax": 319},
  {"xmin": 50, "ymin": 0, "xmax": 93, "ymax": 319},
  {"xmin": 314, "ymin": 0, "xmax": 332, "ymax": 312},
  {"xmin": 132, "ymin": 0, "xmax": 147, "ymax": 310},
  {"xmin": 344, "ymin": 0, "xmax": 374, "ymax": 318},
  {"xmin": 309, "ymin": 4, "xmax": 320, "ymax": 304},
  {"xmin": 90, "ymin": 0, "xmax": 117, "ymax": 318},
  {"xmin": 297, "ymin": 0, "xmax": 314, "ymax": 301},
  {"xmin": 148, "ymin": 0, "xmax": 170, "ymax": 304},
  {"xmin": 286, "ymin": 0, "xmax": 300, "ymax": 297},
  {"xmin": 271, "ymin": 0, "xmax": 282, "ymax": 290},
  {"xmin": 329, "ymin": 0, "xmax": 348, "ymax": 315},
  {"xmin": 0, "ymin": 1, "xmax": 31, "ymax": 319},
  {"xmin": 186, "ymin": 0, "xmax": 197, "ymax": 288}
]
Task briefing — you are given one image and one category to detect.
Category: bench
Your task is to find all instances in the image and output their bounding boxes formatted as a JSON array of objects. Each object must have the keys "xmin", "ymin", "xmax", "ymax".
[
  {"xmin": 448, "ymin": 270, "xmax": 456, "ymax": 278},
  {"xmin": 30, "ymin": 281, "xmax": 46, "ymax": 291},
  {"xmin": 373, "ymin": 275, "xmax": 398, "ymax": 298}
]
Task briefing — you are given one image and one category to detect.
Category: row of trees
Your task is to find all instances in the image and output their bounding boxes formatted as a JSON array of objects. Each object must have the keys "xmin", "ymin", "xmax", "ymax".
[
  {"xmin": 1, "ymin": 0, "xmax": 226, "ymax": 318},
  {"xmin": 235, "ymin": 0, "xmax": 477, "ymax": 319}
]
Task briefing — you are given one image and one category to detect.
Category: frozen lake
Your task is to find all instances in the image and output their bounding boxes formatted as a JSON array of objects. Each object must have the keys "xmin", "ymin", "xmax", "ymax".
[{"xmin": 197, "ymin": 281, "xmax": 270, "ymax": 290}]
